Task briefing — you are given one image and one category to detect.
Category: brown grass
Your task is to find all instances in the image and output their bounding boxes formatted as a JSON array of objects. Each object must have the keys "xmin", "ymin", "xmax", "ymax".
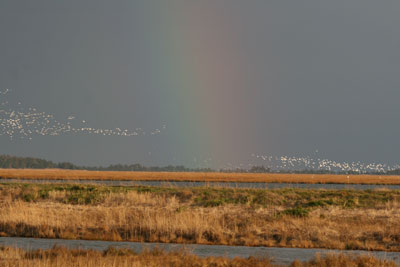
[
  {"xmin": 0, "ymin": 246, "xmax": 273, "ymax": 267},
  {"xmin": 1, "ymin": 184, "xmax": 400, "ymax": 251},
  {"xmin": 1, "ymin": 169, "xmax": 400, "ymax": 184},
  {"xmin": 290, "ymin": 253, "xmax": 396, "ymax": 267},
  {"xmin": 0, "ymin": 246, "xmax": 396, "ymax": 267}
]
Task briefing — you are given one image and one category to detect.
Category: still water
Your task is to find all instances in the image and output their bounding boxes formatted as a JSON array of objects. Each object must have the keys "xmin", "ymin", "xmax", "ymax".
[{"xmin": 1, "ymin": 237, "xmax": 399, "ymax": 266}]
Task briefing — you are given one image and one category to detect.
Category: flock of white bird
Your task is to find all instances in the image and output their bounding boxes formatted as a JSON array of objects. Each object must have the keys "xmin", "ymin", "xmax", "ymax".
[
  {"xmin": 2, "ymin": 89, "xmax": 398, "ymax": 173},
  {"xmin": 251, "ymin": 154, "xmax": 400, "ymax": 173},
  {"xmin": 0, "ymin": 89, "xmax": 165, "ymax": 140}
]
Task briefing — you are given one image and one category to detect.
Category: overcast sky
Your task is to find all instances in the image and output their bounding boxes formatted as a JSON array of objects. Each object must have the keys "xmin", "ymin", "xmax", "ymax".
[{"xmin": 1, "ymin": 1, "xmax": 400, "ymax": 168}]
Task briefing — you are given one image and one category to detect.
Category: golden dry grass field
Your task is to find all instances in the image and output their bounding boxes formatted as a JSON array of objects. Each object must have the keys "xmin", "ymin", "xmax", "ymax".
[
  {"xmin": 1, "ymin": 168, "xmax": 400, "ymax": 184},
  {"xmin": 1, "ymin": 183, "xmax": 400, "ymax": 251}
]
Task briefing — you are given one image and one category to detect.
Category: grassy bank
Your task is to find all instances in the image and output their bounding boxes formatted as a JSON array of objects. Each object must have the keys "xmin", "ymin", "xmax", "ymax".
[
  {"xmin": 1, "ymin": 168, "xmax": 400, "ymax": 184},
  {"xmin": 0, "ymin": 184, "xmax": 400, "ymax": 251},
  {"xmin": 0, "ymin": 246, "xmax": 396, "ymax": 267}
]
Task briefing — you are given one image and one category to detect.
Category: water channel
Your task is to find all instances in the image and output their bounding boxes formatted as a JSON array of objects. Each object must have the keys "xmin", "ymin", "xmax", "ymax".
[
  {"xmin": 1, "ymin": 237, "xmax": 399, "ymax": 266},
  {"xmin": 1, "ymin": 178, "xmax": 400, "ymax": 190}
]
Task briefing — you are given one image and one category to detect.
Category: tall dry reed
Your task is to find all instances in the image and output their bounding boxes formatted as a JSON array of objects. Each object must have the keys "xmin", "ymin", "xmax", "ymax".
[
  {"xmin": 0, "ymin": 246, "xmax": 396, "ymax": 267},
  {"xmin": 1, "ymin": 168, "xmax": 400, "ymax": 184},
  {"xmin": 1, "ymin": 185, "xmax": 400, "ymax": 251}
]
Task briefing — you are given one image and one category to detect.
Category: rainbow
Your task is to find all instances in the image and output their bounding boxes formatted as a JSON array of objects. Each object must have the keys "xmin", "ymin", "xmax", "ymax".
[{"xmin": 149, "ymin": 2, "xmax": 254, "ymax": 166}]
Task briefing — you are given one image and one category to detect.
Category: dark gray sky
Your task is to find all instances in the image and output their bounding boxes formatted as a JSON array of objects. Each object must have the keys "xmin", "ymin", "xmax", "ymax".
[{"xmin": 1, "ymin": 1, "xmax": 400, "ymax": 168}]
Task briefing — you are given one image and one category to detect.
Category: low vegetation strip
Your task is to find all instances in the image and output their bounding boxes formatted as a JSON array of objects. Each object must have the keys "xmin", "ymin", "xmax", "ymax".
[
  {"xmin": 2, "ymin": 183, "xmax": 400, "ymax": 209},
  {"xmin": 1, "ymin": 169, "xmax": 400, "ymax": 184},
  {"xmin": 1, "ymin": 184, "xmax": 400, "ymax": 252},
  {"xmin": 0, "ymin": 246, "xmax": 395, "ymax": 267}
]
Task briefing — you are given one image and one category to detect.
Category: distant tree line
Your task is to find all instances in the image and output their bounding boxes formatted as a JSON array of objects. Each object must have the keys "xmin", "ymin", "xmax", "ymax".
[
  {"xmin": 0, "ymin": 154, "xmax": 398, "ymax": 175},
  {"xmin": 90, "ymin": 164, "xmax": 214, "ymax": 173},
  {"xmin": 0, "ymin": 155, "xmax": 213, "ymax": 172},
  {"xmin": 0, "ymin": 155, "xmax": 77, "ymax": 169},
  {"xmin": 386, "ymin": 169, "xmax": 400, "ymax": 175}
]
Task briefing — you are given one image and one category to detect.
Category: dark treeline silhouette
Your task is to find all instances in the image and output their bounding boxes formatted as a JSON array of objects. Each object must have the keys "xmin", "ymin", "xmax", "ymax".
[
  {"xmin": 0, "ymin": 154, "xmax": 62, "ymax": 169},
  {"xmin": 0, "ymin": 154, "xmax": 398, "ymax": 175},
  {"xmin": 92, "ymin": 163, "xmax": 213, "ymax": 173},
  {"xmin": 386, "ymin": 169, "xmax": 400, "ymax": 175},
  {"xmin": 0, "ymin": 155, "xmax": 213, "ymax": 172}
]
